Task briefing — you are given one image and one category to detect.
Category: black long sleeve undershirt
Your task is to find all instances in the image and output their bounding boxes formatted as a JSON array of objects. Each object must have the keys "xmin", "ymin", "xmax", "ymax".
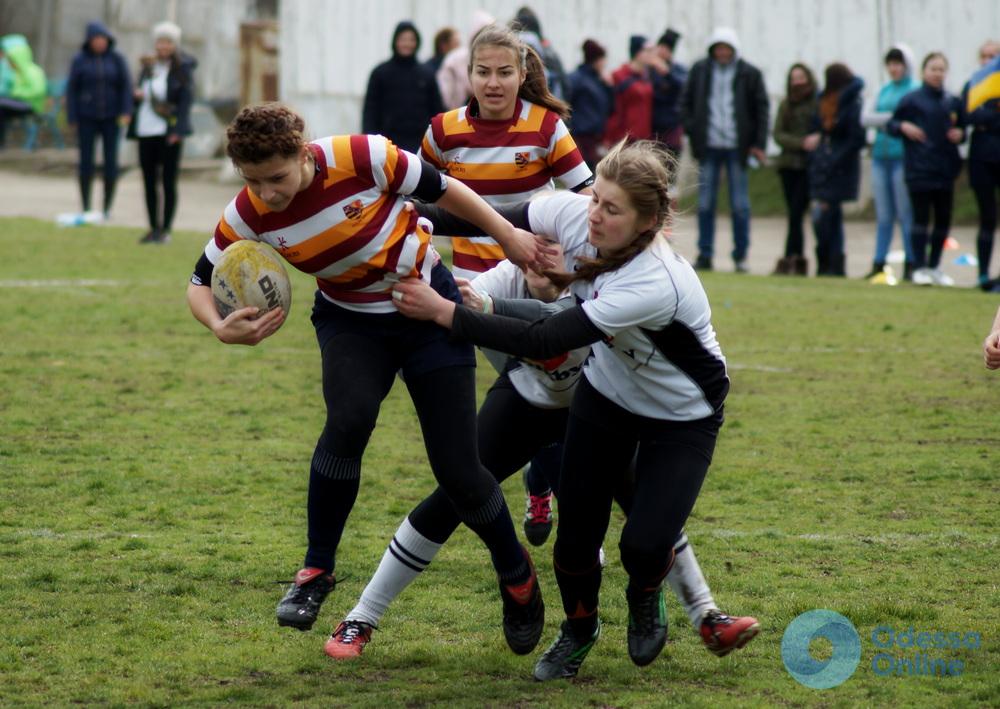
[
  {"xmin": 415, "ymin": 202, "xmax": 532, "ymax": 236},
  {"xmin": 451, "ymin": 303, "xmax": 606, "ymax": 360}
]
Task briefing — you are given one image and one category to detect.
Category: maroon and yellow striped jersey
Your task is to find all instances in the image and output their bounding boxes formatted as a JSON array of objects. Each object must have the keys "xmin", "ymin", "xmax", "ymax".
[
  {"xmin": 205, "ymin": 135, "xmax": 438, "ymax": 314},
  {"xmin": 420, "ymin": 98, "xmax": 591, "ymax": 278}
]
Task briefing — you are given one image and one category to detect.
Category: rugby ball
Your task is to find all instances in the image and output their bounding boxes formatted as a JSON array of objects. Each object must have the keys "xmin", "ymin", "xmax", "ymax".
[{"xmin": 211, "ymin": 240, "xmax": 292, "ymax": 318}]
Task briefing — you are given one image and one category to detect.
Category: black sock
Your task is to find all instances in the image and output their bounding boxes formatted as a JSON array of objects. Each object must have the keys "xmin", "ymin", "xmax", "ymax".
[
  {"xmin": 303, "ymin": 445, "xmax": 361, "ymax": 572},
  {"xmin": 554, "ymin": 552, "xmax": 601, "ymax": 638}
]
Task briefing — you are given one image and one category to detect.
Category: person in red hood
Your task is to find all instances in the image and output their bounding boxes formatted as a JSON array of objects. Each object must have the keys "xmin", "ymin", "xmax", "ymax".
[{"xmin": 605, "ymin": 35, "xmax": 655, "ymax": 145}]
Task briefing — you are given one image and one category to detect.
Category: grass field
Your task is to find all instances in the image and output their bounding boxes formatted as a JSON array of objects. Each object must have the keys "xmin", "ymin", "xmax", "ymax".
[{"xmin": 1, "ymin": 218, "xmax": 998, "ymax": 708}]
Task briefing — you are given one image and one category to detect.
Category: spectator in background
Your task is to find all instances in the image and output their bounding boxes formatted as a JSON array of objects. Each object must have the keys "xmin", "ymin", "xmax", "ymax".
[
  {"xmin": 861, "ymin": 45, "xmax": 920, "ymax": 282},
  {"xmin": 362, "ymin": 21, "xmax": 443, "ymax": 153},
  {"xmin": 438, "ymin": 10, "xmax": 495, "ymax": 109},
  {"xmin": 963, "ymin": 40, "xmax": 1000, "ymax": 291},
  {"xmin": 807, "ymin": 63, "xmax": 865, "ymax": 277},
  {"xmin": 566, "ymin": 39, "xmax": 613, "ymax": 169},
  {"xmin": 888, "ymin": 52, "xmax": 964, "ymax": 287},
  {"xmin": 650, "ymin": 28, "xmax": 688, "ymax": 164},
  {"xmin": 605, "ymin": 35, "xmax": 655, "ymax": 146},
  {"xmin": 426, "ymin": 27, "xmax": 460, "ymax": 75},
  {"xmin": 66, "ymin": 21, "xmax": 132, "ymax": 220},
  {"xmin": 512, "ymin": 6, "xmax": 567, "ymax": 101},
  {"xmin": 772, "ymin": 63, "xmax": 818, "ymax": 276},
  {"xmin": 0, "ymin": 34, "xmax": 46, "ymax": 150},
  {"xmin": 681, "ymin": 27, "xmax": 768, "ymax": 272},
  {"xmin": 127, "ymin": 21, "xmax": 196, "ymax": 245}
]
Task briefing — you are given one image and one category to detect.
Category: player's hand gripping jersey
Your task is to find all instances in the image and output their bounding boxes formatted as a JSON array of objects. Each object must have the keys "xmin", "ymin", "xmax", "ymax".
[{"xmin": 206, "ymin": 135, "xmax": 447, "ymax": 313}]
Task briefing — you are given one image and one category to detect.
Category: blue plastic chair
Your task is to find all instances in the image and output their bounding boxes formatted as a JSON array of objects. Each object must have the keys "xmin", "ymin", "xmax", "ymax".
[{"xmin": 22, "ymin": 77, "xmax": 66, "ymax": 150}]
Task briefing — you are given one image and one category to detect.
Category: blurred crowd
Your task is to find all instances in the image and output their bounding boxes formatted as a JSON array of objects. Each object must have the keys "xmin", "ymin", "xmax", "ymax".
[
  {"xmin": 2, "ymin": 7, "xmax": 999, "ymax": 287},
  {"xmin": 359, "ymin": 6, "xmax": 1000, "ymax": 291}
]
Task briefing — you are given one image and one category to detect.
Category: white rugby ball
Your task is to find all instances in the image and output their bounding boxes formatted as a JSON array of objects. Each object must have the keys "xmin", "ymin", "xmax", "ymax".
[{"xmin": 211, "ymin": 240, "xmax": 292, "ymax": 318}]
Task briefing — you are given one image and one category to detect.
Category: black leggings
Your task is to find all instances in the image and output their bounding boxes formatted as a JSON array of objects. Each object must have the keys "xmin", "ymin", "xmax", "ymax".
[
  {"xmin": 909, "ymin": 187, "xmax": 953, "ymax": 270},
  {"xmin": 138, "ymin": 135, "xmax": 182, "ymax": 232},
  {"xmin": 409, "ymin": 374, "xmax": 569, "ymax": 543},
  {"xmin": 304, "ymin": 275, "xmax": 523, "ymax": 579},
  {"xmin": 970, "ymin": 159, "xmax": 1000, "ymax": 279},
  {"xmin": 779, "ymin": 168, "xmax": 810, "ymax": 258},
  {"xmin": 553, "ymin": 377, "xmax": 719, "ymax": 619},
  {"xmin": 77, "ymin": 117, "xmax": 121, "ymax": 212}
]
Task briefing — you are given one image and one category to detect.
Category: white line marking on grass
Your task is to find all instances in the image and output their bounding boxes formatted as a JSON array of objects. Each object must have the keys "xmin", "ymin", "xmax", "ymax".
[
  {"xmin": 728, "ymin": 363, "xmax": 793, "ymax": 373},
  {"xmin": 708, "ymin": 529, "xmax": 997, "ymax": 547},
  {"xmin": 0, "ymin": 279, "xmax": 125, "ymax": 288}
]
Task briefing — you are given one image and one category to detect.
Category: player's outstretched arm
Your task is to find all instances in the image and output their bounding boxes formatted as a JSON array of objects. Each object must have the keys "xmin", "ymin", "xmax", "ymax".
[
  {"xmin": 187, "ymin": 282, "xmax": 285, "ymax": 346},
  {"xmin": 985, "ymin": 306, "xmax": 1000, "ymax": 370}
]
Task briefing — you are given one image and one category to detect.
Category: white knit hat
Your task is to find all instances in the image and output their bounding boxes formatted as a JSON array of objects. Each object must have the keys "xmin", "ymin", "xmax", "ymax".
[{"xmin": 152, "ymin": 21, "xmax": 181, "ymax": 45}]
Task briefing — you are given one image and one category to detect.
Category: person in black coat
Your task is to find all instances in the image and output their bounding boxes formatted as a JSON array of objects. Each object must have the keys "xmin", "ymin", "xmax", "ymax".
[
  {"xmin": 888, "ymin": 53, "xmax": 964, "ymax": 286},
  {"xmin": 679, "ymin": 27, "xmax": 768, "ymax": 272},
  {"xmin": 650, "ymin": 28, "xmax": 688, "ymax": 164},
  {"xmin": 962, "ymin": 40, "xmax": 1000, "ymax": 290},
  {"xmin": 362, "ymin": 21, "xmax": 444, "ymax": 153},
  {"xmin": 66, "ymin": 20, "xmax": 133, "ymax": 218},
  {"xmin": 126, "ymin": 21, "xmax": 196, "ymax": 244},
  {"xmin": 566, "ymin": 39, "xmax": 613, "ymax": 169},
  {"xmin": 806, "ymin": 64, "xmax": 865, "ymax": 277}
]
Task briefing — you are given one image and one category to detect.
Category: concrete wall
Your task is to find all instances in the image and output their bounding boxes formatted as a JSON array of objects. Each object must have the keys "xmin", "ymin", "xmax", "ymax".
[
  {"xmin": 0, "ymin": 0, "xmax": 266, "ymax": 103},
  {"xmin": 280, "ymin": 0, "xmax": 999, "ymax": 141}
]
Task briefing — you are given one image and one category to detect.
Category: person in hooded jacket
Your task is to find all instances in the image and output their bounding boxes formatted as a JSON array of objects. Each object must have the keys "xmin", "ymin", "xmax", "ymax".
[
  {"xmin": 888, "ymin": 52, "xmax": 964, "ymax": 287},
  {"xmin": 861, "ymin": 45, "xmax": 921, "ymax": 281},
  {"xmin": 606, "ymin": 35, "xmax": 656, "ymax": 146},
  {"xmin": 962, "ymin": 40, "xmax": 1000, "ymax": 291},
  {"xmin": 806, "ymin": 63, "xmax": 865, "ymax": 277},
  {"xmin": 363, "ymin": 21, "xmax": 444, "ymax": 153},
  {"xmin": 772, "ymin": 63, "xmax": 818, "ymax": 276},
  {"xmin": 0, "ymin": 35, "xmax": 46, "ymax": 149},
  {"xmin": 680, "ymin": 27, "xmax": 768, "ymax": 273},
  {"xmin": 127, "ymin": 21, "xmax": 196, "ymax": 245},
  {"xmin": 66, "ymin": 21, "xmax": 133, "ymax": 219}
]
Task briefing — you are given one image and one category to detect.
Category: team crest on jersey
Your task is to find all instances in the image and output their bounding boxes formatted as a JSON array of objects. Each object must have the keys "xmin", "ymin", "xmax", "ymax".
[
  {"xmin": 343, "ymin": 199, "xmax": 364, "ymax": 220},
  {"xmin": 514, "ymin": 151, "xmax": 530, "ymax": 168}
]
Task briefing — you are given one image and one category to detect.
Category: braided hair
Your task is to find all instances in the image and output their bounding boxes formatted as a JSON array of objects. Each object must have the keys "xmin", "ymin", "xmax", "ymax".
[{"xmin": 544, "ymin": 139, "xmax": 675, "ymax": 289}]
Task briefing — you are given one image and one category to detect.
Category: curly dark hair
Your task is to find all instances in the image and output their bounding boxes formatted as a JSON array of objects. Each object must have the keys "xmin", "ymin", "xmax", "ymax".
[{"xmin": 226, "ymin": 103, "xmax": 307, "ymax": 164}]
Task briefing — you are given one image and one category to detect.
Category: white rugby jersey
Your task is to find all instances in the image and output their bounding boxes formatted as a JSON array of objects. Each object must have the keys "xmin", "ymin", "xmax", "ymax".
[
  {"xmin": 526, "ymin": 191, "xmax": 729, "ymax": 421},
  {"xmin": 471, "ymin": 260, "xmax": 589, "ymax": 409}
]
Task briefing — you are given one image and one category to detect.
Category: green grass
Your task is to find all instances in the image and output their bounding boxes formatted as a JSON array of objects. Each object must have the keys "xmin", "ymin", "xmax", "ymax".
[{"xmin": 1, "ymin": 218, "xmax": 997, "ymax": 707}]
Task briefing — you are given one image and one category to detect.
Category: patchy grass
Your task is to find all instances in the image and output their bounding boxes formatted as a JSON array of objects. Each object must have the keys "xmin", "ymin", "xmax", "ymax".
[{"xmin": 0, "ymin": 218, "xmax": 996, "ymax": 707}]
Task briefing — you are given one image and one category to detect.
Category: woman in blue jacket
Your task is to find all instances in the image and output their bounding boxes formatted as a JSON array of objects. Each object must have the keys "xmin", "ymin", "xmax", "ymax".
[
  {"xmin": 807, "ymin": 63, "xmax": 865, "ymax": 277},
  {"xmin": 861, "ymin": 45, "xmax": 920, "ymax": 281},
  {"xmin": 66, "ymin": 20, "xmax": 133, "ymax": 219},
  {"xmin": 963, "ymin": 40, "xmax": 1000, "ymax": 291},
  {"xmin": 888, "ymin": 53, "xmax": 964, "ymax": 287},
  {"xmin": 566, "ymin": 39, "xmax": 614, "ymax": 169}
]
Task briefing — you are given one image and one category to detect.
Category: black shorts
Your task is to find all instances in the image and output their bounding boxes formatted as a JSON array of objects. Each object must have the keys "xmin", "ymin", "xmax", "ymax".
[{"xmin": 311, "ymin": 261, "xmax": 476, "ymax": 378}]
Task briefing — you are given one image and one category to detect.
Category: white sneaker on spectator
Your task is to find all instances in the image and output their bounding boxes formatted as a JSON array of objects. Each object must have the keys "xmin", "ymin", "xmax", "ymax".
[
  {"xmin": 930, "ymin": 268, "xmax": 954, "ymax": 286},
  {"xmin": 912, "ymin": 268, "xmax": 934, "ymax": 286}
]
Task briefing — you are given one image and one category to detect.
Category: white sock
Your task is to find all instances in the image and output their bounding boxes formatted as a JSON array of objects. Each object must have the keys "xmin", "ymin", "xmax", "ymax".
[
  {"xmin": 345, "ymin": 516, "xmax": 443, "ymax": 627},
  {"xmin": 666, "ymin": 532, "xmax": 717, "ymax": 629}
]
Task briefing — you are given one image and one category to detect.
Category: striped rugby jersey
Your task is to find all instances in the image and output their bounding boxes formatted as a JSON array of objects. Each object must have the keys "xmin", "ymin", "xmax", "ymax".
[
  {"xmin": 206, "ymin": 135, "xmax": 439, "ymax": 314},
  {"xmin": 420, "ymin": 98, "xmax": 591, "ymax": 279}
]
